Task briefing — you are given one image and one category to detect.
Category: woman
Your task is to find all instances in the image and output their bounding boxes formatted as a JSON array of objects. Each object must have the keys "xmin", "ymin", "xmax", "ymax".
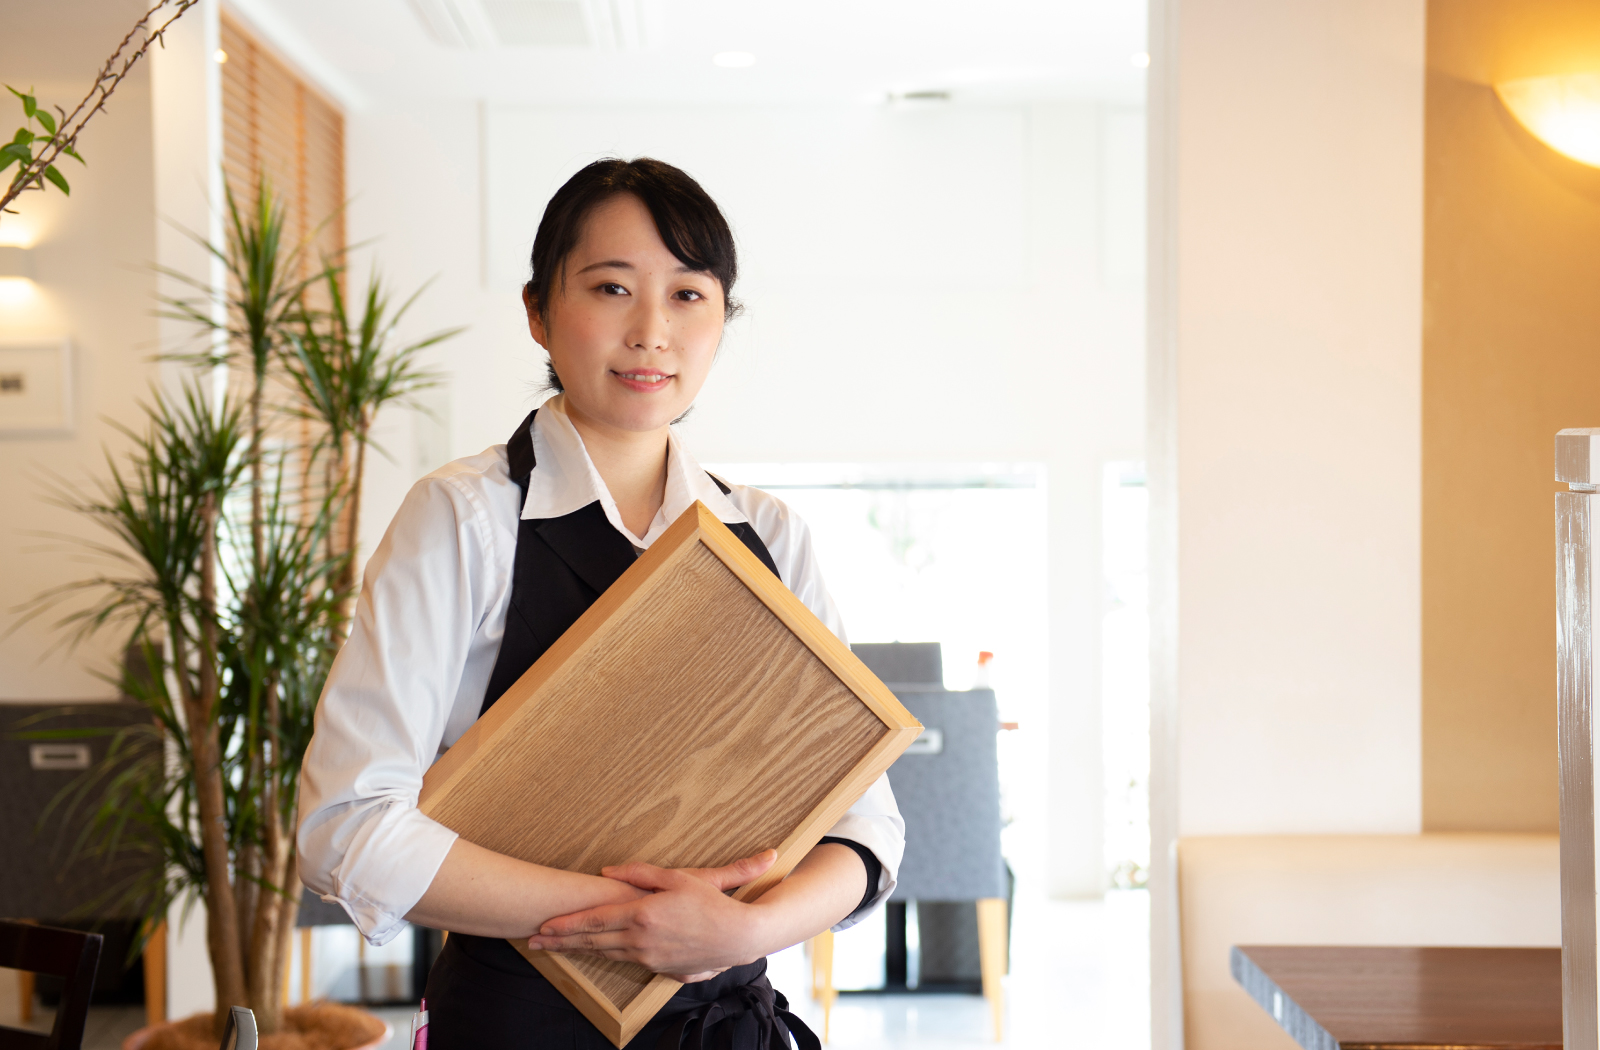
[{"xmin": 297, "ymin": 158, "xmax": 904, "ymax": 1048}]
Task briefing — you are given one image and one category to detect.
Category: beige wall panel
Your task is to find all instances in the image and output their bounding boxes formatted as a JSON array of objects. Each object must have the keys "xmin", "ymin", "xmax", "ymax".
[
  {"xmin": 1423, "ymin": 0, "xmax": 1600, "ymax": 831},
  {"xmin": 1174, "ymin": 0, "xmax": 1425, "ymax": 837}
]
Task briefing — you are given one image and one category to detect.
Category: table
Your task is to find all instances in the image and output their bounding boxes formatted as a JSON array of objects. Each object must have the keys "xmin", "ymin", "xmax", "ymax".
[{"xmin": 1231, "ymin": 945, "xmax": 1562, "ymax": 1050}]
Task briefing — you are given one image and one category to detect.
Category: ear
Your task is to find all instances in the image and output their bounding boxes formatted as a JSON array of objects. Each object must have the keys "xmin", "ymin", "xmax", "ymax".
[{"xmin": 522, "ymin": 285, "xmax": 549, "ymax": 348}]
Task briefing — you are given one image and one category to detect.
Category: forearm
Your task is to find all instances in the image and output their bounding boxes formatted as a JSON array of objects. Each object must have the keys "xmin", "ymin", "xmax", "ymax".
[
  {"xmin": 742, "ymin": 842, "xmax": 868, "ymax": 960},
  {"xmin": 405, "ymin": 838, "xmax": 646, "ymax": 937}
]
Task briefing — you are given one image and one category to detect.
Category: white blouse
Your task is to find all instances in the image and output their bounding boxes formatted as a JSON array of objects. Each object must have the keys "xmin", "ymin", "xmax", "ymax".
[{"xmin": 296, "ymin": 395, "xmax": 906, "ymax": 946}]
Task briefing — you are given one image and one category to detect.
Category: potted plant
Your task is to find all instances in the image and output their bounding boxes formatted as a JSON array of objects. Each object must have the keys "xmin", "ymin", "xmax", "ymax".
[{"xmin": 29, "ymin": 178, "xmax": 459, "ymax": 1049}]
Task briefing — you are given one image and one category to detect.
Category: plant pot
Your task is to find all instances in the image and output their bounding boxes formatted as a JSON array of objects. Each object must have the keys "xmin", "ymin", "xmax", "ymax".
[{"xmin": 121, "ymin": 1003, "xmax": 392, "ymax": 1050}]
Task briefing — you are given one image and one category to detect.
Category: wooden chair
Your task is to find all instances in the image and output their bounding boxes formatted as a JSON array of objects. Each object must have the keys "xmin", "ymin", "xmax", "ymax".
[
  {"xmin": 218, "ymin": 1006, "xmax": 257, "ymax": 1050},
  {"xmin": 0, "ymin": 920, "xmax": 102, "ymax": 1050}
]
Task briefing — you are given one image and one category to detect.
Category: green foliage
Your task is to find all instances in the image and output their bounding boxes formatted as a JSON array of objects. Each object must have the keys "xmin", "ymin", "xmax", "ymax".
[
  {"xmin": 3, "ymin": 85, "xmax": 84, "ymax": 198},
  {"xmin": 20, "ymin": 170, "xmax": 464, "ymax": 1021},
  {"xmin": 20, "ymin": 381, "xmax": 247, "ymax": 918},
  {"xmin": 282, "ymin": 265, "xmax": 459, "ymax": 456},
  {"xmin": 161, "ymin": 176, "xmax": 324, "ymax": 383}
]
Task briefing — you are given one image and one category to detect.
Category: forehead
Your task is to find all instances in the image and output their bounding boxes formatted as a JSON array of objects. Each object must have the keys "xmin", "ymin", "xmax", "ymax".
[{"xmin": 571, "ymin": 194, "xmax": 669, "ymax": 257}]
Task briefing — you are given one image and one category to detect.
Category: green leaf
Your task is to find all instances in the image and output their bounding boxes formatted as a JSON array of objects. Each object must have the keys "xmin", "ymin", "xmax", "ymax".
[
  {"xmin": 21, "ymin": 94, "xmax": 36, "ymax": 119},
  {"xmin": 63, "ymin": 144, "xmax": 84, "ymax": 165},
  {"xmin": 35, "ymin": 110, "xmax": 55, "ymax": 135},
  {"xmin": 43, "ymin": 164, "xmax": 68, "ymax": 195},
  {"xmin": 1, "ymin": 142, "xmax": 30, "ymax": 166},
  {"xmin": 5, "ymin": 86, "xmax": 22, "ymax": 101},
  {"xmin": 12, "ymin": 127, "xmax": 33, "ymax": 146},
  {"xmin": 0, "ymin": 154, "xmax": 16, "ymax": 174}
]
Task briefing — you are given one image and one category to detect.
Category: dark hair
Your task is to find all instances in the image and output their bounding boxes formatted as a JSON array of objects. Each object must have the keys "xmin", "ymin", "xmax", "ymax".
[{"xmin": 526, "ymin": 157, "xmax": 740, "ymax": 391}]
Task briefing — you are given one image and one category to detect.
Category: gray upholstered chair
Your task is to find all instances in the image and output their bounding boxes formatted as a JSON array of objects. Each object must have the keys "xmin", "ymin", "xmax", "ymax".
[{"xmin": 846, "ymin": 643, "xmax": 1010, "ymax": 1041}]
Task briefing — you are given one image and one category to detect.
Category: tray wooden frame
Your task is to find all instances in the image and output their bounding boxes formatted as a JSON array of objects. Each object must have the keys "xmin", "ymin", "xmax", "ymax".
[{"xmin": 417, "ymin": 501, "xmax": 921, "ymax": 1046}]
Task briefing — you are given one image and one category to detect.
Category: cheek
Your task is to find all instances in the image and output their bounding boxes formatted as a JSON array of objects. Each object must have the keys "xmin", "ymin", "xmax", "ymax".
[
  {"xmin": 681, "ymin": 317, "xmax": 725, "ymax": 375},
  {"xmin": 549, "ymin": 304, "xmax": 612, "ymax": 360}
]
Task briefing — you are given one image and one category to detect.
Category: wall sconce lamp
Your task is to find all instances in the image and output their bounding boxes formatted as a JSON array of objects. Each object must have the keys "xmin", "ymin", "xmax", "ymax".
[
  {"xmin": 1496, "ymin": 73, "xmax": 1600, "ymax": 168},
  {"xmin": 0, "ymin": 245, "xmax": 36, "ymax": 280}
]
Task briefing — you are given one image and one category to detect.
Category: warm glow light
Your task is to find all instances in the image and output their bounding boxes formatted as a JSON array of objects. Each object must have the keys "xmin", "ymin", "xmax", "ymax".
[
  {"xmin": 214, "ymin": 48, "xmax": 228, "ymax": 64},
  {"xmin": 0, "ymin": 277, "xmax": 36, "ymax": 306},
  {"xmin": 1131, "ymin": 52, "xmax": 1150, "ymax": 68},
  {"xmin": 712, "ymin": 51, "xmax": 755, "ymax": 68},
  {"xmin": 0, "ymin": 222, "xmax": 36, "ymax": 249},
  {"xmin": 1496, "ymin": 73, "xmax": 1600, "ymax": 167}
]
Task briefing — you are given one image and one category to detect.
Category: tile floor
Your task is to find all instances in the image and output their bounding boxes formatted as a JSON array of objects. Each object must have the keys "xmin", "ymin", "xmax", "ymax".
[{"xmin": 59, "ymin": 889, "xmax": 1148, "ymax": 1049}]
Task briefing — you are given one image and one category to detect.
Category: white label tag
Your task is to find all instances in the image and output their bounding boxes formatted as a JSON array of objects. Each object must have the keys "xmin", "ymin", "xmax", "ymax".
[{"xmin": 29, "ymin": 743, "xmax": 90, "ymax": 770}]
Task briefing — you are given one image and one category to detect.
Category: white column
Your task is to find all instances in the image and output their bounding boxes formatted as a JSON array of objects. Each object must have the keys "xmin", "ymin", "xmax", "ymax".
[
  {"xmin": 1556, "ymin": 428, "xmax": 1600, "ymax": 1050},
  {"xmin": 149, "ymin": 0, "xmax": 222, "ymax": 1021}
]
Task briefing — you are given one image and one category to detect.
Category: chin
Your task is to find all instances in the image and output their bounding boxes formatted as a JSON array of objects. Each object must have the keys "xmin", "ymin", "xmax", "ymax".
[{"xmin": 608, "ymin": 403, "xmax": 690, "ymax": 433}]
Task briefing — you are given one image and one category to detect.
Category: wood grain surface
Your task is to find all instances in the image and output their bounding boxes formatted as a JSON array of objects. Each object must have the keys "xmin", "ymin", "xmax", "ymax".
[
  {"xmin": 1233, "ymin": 945, "xmax": 1562, "ymax": 1050},
  {"xmin": 417, "ymin": 502, "xmax": 921, "ymax": 1045}
]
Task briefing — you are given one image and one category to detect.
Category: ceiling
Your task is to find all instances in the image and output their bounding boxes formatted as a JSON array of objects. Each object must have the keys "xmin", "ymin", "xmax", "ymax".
[{"xmin": 229, "ymin": 0, "xmax": 1148, "ymax": 110}]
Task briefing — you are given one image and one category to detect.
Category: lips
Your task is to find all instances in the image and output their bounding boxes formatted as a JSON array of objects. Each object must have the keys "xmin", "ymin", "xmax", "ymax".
[{"xmin": 611, "ymin": 369, "xmax": 674, "ymax": 392}]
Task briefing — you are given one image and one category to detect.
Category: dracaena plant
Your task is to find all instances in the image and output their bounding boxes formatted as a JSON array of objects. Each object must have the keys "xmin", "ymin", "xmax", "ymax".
[{"xmin": 22, "ymin": 174, "xmax": 462, "ymax": 1037}]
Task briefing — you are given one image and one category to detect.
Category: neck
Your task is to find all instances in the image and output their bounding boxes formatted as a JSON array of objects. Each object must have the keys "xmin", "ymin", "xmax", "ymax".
[{"xmin": 559, "ymin": 397, "xmax": 670, "ymax": 540}]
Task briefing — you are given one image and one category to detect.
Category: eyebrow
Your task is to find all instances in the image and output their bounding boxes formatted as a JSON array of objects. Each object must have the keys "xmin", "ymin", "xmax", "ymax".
[{"xmin": 575, "ymin": 259, "xmax": 704, "ymax": 276}]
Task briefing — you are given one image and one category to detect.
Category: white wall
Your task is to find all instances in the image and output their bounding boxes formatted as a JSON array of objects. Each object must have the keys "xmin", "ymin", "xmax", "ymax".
[
  {"xmin": 0, "ymin": 0, "xmax": 169, "ymax": 700},
  {"xmin": 1148, "ymin": 0, "xmax": 1425, "ymax": 1043},
  {"xmin": 348, "ymin": 100, "xmax": 1146, "ymax": 897},
  {"xmin": 1169, "ymin": 0, "xmax": 1425, "ymax": 838}
]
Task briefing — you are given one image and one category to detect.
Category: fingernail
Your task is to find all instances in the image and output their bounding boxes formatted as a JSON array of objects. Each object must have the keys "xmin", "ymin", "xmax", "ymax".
[{"xmin": 540, "ymin": 926, "xmax": 553, "ymax": 936}]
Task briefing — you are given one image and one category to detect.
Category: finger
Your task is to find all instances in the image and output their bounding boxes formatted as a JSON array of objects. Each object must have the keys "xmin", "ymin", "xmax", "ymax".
[
  {"xmin": 598, "ymin": 862, "xmax": 689, "ymax": 892},
  {"xmin": 683, "ymin": 849, "xmax": 778, "ymax": 891},
  {"xmin": 537, "ymin": 902, "xmax": 635, "ymax": 937},
  {"xmin": 671, "ymin": 968, "xmax": 729, "ymax": 984},
  {"xmin": 527, "ymin": 930, "xmax": 633, "ymax": 953}
]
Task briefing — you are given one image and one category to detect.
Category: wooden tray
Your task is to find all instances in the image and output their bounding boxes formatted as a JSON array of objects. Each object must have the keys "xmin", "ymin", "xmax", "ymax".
[{"xmin": 417, "ymin": 501, "xmax": 922, "ymax": 1046}]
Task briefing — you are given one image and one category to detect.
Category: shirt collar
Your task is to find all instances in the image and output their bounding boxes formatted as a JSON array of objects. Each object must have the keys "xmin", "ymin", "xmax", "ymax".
[{"xmin": 518, "ymin": 394, "xmax": 747, "ymax": 547}]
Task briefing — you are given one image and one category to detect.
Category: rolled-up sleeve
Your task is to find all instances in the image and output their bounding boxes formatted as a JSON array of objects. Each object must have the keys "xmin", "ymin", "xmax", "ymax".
[
  {"xmin": 297, "ymin": 466, "xmax": 510, "ymax": 945},
  {"xmin": 730, "ymin": 487, "xmax": 907, "ymax": 931}
]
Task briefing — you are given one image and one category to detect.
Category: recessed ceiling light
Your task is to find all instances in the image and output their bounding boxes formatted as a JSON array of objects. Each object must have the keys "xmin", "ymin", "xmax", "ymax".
[
  {"xmin": 214, "ymin": 49, "xmax": 229, "ymax": 64},
  {"xmin": 1131, "ymin": 52, "xmax": 1150, "ymax": 68},
  {"xmin": 713, "ymin": 51, "xmax": 756, "ymax": 68}
]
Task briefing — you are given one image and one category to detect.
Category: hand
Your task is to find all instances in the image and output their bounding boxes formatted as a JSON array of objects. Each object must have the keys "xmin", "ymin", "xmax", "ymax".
[{"xmin": 527, "ymin": 849, "xmax": 777, "ymax": 982}]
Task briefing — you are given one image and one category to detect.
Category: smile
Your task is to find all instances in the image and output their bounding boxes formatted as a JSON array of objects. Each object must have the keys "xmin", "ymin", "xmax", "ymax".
[{"xmin": 615, "ymin": 372, "xmax": 670, "ymax": 384}]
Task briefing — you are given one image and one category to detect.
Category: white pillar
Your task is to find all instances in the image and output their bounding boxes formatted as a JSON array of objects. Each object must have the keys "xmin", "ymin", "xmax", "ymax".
[
  {"xmin": 1556, "ymin": 427, "xmax": 1600, "ymax": 1050},
  {"xmin": 149, "ymin": 0, "xmax": 222, "ymax": 1019}
]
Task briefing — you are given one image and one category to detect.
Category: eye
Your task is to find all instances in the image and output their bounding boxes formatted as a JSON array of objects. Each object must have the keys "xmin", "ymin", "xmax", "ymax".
[
  {"xmin": 598, "ymin": 282, "xmax": 629, "ymax": 296},
  {"xmin": 674, "ymin": 289, "xmax": 705, "ymax": 301}
]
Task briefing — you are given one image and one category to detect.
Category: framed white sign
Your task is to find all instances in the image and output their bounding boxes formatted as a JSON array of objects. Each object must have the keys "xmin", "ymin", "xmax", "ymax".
[{"xmin": 0, "ymin": 339, "xmax": 74, "ymax": 437}]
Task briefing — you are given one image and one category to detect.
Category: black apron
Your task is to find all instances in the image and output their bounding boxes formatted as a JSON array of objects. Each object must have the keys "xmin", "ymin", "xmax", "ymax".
[{"xmin": 424, "ymin": 409, "xmax": 817, "ymax": 1050}]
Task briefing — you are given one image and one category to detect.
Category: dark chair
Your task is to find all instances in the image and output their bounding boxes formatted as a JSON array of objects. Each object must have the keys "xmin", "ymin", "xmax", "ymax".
[
  {"xmin": 0, "ymin": 920, "xmax": 102, "ymax": 1050},
  {"xmin": 218, "ymin": 1006, "xmax": 257, "ymax": 1050},
  {"xmin": 852, "ymin": 643, "xmax": 1011, "ymax": 1042}
]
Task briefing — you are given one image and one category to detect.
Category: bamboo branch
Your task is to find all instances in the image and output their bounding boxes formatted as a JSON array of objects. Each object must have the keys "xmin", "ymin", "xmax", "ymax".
[{"xmin": 1, "ymin": 0, "xmax": 200, "ymax": 217}]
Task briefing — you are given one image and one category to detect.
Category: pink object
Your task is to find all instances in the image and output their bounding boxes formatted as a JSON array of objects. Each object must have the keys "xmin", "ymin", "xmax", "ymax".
[{"xmin": 410, "ymin": 998, "xmax": 429, "ymax": 1050}]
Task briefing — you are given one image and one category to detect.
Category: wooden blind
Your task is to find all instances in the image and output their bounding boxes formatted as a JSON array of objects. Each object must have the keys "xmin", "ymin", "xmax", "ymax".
[{"xmin": 220, "ymin": 14, "xmax": 345, "ymax": 268}]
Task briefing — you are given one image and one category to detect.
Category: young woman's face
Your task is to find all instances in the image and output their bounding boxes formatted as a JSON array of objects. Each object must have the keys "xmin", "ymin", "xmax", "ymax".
[{"xmin": 527, "ymin": 193, "xmax": 726, "ymax": 436}]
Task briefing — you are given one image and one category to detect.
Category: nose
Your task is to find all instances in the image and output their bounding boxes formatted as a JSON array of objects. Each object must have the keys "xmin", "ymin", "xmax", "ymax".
[{"xmin": 626, "ymin": 296, "xmax": 670, "ymax": 352}]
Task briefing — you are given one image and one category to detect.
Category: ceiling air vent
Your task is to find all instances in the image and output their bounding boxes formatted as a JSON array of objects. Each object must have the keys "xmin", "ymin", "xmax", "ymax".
[
  {"xmin": 409, "ymin": 0, "xmax": 652, "ymax": 50},
  {"xmin": 481, "ymin": 0, "xmax": 592, "ymax": 47},
  {"xmin": 407, "ymin": 0, "xmax": 482, "ymax": 47}
]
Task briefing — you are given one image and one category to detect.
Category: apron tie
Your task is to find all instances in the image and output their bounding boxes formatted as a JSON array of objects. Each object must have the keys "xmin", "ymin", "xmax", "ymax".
[{"xmin": 654, "ymin": 982, "xmax": 820, "ymax": 1050}]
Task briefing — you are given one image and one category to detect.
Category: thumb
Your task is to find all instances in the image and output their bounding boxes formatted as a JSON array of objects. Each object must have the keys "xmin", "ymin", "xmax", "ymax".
[{"xmin": 692, "ymin": 849, "xmax": 778, "ymax": 892}]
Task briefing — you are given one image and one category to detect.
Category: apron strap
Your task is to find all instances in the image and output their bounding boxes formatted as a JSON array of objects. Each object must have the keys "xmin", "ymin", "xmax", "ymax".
[{"xmin": 653, "ymin": 981, "xmax": 821, "ymax": 1050}]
